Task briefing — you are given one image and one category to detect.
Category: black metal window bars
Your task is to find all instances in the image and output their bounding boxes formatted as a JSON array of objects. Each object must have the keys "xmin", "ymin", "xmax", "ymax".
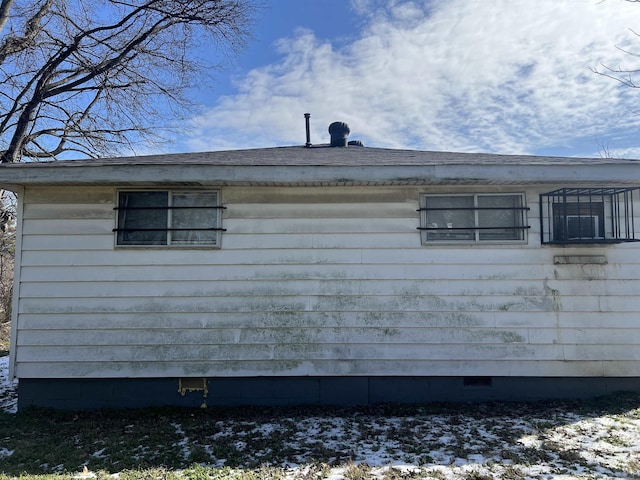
[
  {"xmin": 114, "ymin": 191, "xmax": 225, "ymax": 246},
  {"xmin": 539, "ymin": 187, "xmax": 640, "ymax": 245},
  {"xmin": 112, "ymin": 205, "xmax": 227, "ymax": 233},
  {"xmin": 417, "ymin": 195, "xmax": 530, "ymax": 242},
  {"xmin": 417, "ymin": 206, "xmax": 531, "ymax": 232}
]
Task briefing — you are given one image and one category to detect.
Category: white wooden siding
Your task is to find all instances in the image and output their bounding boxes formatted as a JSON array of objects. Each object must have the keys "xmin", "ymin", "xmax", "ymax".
[{"xmin": 12, "ymin": 185, "xmax": 640, "ymax": 378}]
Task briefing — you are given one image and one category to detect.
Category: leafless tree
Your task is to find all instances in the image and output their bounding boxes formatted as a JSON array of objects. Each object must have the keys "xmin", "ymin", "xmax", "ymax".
[
  {"xmin": 0, "ymin": 1, "xmax": 257, "ymax": 328},
  {"xmin": 593, "ymin": 27, "xmax": 640, "ymax": 91},
  {"xmin": 0, "ymin": 0, "xmax": 258, "ymax": 163}
]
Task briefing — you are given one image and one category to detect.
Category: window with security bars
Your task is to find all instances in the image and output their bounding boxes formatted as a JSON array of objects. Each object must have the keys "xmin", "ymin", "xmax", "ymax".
[
  {"xmin": 540, "ymin": 187, "xmax": 640, "ymax": 245},
  {"xmin": 418, "ymin": 193, "xmax": 529, "ymax": 244},
  {"xmin": 114, "ymin": 190, "xmax": 224, "ymax": 246}
]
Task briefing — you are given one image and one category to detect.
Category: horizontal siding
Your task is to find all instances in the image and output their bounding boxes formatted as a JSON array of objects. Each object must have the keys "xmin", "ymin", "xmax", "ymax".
[
  {"xmin": 19, "ymin": 263, "xmax": 640, "ymax": 282},
  {"xmin": 22, "ymin": 248, "xmax": 568, "ymax": 266},
  {"xmin": 15, "ymin": 311, "xmax": 640, "ymax": 330},
  {"xmin": 17, "ymin": 278, "xmax": 640, "ymax": 297},
  {"xmin": 15, "ymin": 360, "xmax": 626, "ymax": 378},
  {"xmin": 17, "ymin": 295, "xmax": 624, "ymax": 314},
  {"xmin": 16, "ymin": 327, "xmax": 640, "ymax": 346},
  {"xmin": 227, "ymin": 203, "xmax": 416, "ymax": 218},
  {"xmin": 22, "ymin": 234, "xmax": 114, "ymax": 251},
  {"xmin": 12, "ymin": 344, "xmax": 561, "ymax": 362},
  {"xmin": 18, "ymin": 247, "xmax": 640, "ymax": 267},
  {"xmin": 13, "ymin": 185, "xmax": 640, "ymax": 379},
  {"xmin": 23, "ymin": 203, "xmax": 114, "ymax": 219},
  {"xmin": 15, "ymin": 343, "xmax": 640, "ymax": 363},
  {"xmin": 16, "ymin": 328, "xmax": 534, "ymax": 346},
  {"xmin": 17, "ymin": 311, "xmax": 498, "ymax": 330},
  {"xmin": 22, "ymin": 218, "xmax": 114, "ymax": 235}
]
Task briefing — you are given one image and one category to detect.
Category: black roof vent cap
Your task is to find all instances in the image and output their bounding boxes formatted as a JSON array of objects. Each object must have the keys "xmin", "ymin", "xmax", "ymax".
[{"xmin": 329, "ymin": 121, "xmax": 350, "ymax": 147}]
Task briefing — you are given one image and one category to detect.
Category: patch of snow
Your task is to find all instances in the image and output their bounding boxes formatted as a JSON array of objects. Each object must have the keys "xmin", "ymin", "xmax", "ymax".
[
  {"xmin": 91, "ymin": 448, "xmax": 107, "ymax": 459},
  {"xmin": 172, "ymin": 422, "xmax": 191, "ymax": 461},
  {"xmin": 0, "ymin": 447, "xmax": 14, "ymax": 458},
  {"xmin": 0, "ymin": 355, "xmax": 17, "ymax": 414},
  {"xmin": 519, "ymin": 434, "xmax": 543, "ymax": 448}
]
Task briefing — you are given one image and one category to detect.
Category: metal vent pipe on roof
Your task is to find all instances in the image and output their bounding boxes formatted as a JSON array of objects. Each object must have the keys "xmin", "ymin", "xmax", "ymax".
[
  {"xmin": 329, "ymin": 121, "xmax": 350, "ymax": 147},
  {"xmin": 304, "ymin": 113, "xmax": 312, "ymax": 147}
]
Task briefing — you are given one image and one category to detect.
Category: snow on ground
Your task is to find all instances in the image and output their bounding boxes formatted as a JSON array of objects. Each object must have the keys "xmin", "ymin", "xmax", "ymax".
[
  {"xmin": 198, "ymin": 408, "xmax": 640, "ymax": 478},
  {"xmin": 0, "ymin": 355, "xmax": 17, "ymax": 414},
  {"xmin": 2, "ymin": 354, "xmax": 640, "ymax": 478}
]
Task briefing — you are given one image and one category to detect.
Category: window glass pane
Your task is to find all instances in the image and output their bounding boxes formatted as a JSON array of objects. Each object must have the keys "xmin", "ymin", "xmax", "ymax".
[
  {"xmin": 117, "ymin": 192, "xmax": 168, "ymax": 245},
  {"xmin": 478, "ymin": 195, "xmax": 523, "ymax": 240},
  {"xmin": 171, "ymin": 192, "xmax": 219, "ymax": 245},
  {"xmin": 425, "ymin": 196, "xmax": 474, "ymax": 241}
]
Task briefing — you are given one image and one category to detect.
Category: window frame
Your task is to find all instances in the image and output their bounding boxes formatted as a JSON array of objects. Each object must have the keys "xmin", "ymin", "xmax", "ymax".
[
  {"xmin": 114, "ymin": 189, "xmax": 224, "ymax": 248},
  {"xmin": 419, "ymin": 193, "xmax": 529, "ymax": 245}
]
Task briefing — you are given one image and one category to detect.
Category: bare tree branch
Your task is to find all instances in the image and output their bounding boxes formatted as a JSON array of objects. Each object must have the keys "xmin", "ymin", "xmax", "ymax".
[
  {"xmin": 0, "ymin": 0, "xmax": 14, "ymax": 35},
  {"xmin": 0, "ymin": 0, "xmax": 259, "ymax": 163},
  {"xmin": 0, "ymin": 0, "xmax": 54, "ymax": 64},
  {"xmin": 593, "ymin": 24, "xmax": 640, "ymax": 88}
]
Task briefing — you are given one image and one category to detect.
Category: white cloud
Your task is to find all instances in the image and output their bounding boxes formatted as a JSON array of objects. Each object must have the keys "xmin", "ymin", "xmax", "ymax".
[{"xmin": 186, "ymin": 0, "xmax": 640, "ymax": 156}]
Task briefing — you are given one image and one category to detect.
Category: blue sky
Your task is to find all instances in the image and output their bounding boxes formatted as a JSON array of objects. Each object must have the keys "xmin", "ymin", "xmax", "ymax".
[{"xmin": 176, "ymin": 0, "xmax": 640, "ymax": 158}]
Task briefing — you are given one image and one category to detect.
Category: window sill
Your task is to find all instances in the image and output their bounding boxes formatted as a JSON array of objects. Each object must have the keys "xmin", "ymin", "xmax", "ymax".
[
  {"xmin": 421, "ymin": 240, "xmax": 528, "ymax": 246},
  {"xmin": 114, "ymin": 244, "xmax": 221, "ymax": 250}
]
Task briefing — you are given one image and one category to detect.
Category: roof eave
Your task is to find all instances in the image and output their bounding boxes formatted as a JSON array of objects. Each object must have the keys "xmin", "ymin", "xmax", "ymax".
[{"xmin": 1, "ymin": 163, "xmax": 639, "ymax": 190}]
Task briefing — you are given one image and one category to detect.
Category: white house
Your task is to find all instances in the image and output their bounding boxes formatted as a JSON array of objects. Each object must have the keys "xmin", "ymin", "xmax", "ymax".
[{"xmin": 2, "ymin": 130, "xmax": 640, "ymax": 409}]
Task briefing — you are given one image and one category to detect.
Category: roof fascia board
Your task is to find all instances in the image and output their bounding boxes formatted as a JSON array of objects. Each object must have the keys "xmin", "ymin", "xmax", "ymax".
[{"xmin": 0, "ymin": 163, "xmax": 639, "ymax": 188}]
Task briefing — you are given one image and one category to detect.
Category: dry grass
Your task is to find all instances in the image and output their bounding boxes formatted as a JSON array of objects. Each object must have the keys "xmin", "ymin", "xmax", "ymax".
[{"xmin": 0, "ymin": 393, "xmax": 639, "ymax": 479}]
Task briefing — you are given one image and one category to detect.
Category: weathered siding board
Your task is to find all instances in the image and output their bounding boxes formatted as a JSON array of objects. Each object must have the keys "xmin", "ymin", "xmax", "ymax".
[
  {"xmin": 22, "ymin": 234, "xmax": 115, "ymax": 251},
  {"xmin": 20, "ymin": 263, "xmax": 640, "ymax": 282},
  {"xmin": 12, "ymin": 185, "xmax": 640, "ymax": 379},
  {"xmin": 12, "ymin": 264, "xmax": 502, "ymax": 281},
  {"xmin": 17, "ymin": 326, "xmax": 640, "ymax": 347},
  {"xmin": 16, "ymin": 327, "xmax": 533, "ymax": 347},
  {"xmin": 17, "ymin": 311, "xmax": 499, "ymax": 329},
  {"xmin": 23, "ymin": 186, "xmax": 114, "ymax": 204},
  {"xmin": 21, "ymin": 247, "xmax": 570, "ymax": 267},
  {"xmin": 17, "ymin": 310, "xmax": 640, "ymax": 330},
  {"xmin": 228, "ymin": 203, "xmax": 416, "ymax": 218},
  {"xmin": 16, "ymin": 278, "xmax": 640, "ymax": 297},
  {"xmin": 14, "ymin": 359, "xmax": 613, "ymax": 379},
  {"xmin": 22, "ymin": 219, "xmax": 114, "ymax": 235},
  {"xmin": 495, "ymin": 311, "xmax": 640, "ymax": 328},
  {"xmin": 223, "ymin": 217, "xmax": 419, "ymax": 234},
  {"xmin": 23, "ymin": 203, "xmax": 115, "ymax": 219},
  {"xmin": 15, "ymin": 343, "xmax": 560, "ymax": 363},
  {"xmin": 16, "ymin": 294, "xmax": 607, "ymax": 315}
]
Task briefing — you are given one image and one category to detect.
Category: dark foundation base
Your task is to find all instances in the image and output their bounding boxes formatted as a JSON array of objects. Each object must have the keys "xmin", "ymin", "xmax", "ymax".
[{"xmin": 17, "ymin": 376, "xmax": 640, "ymax": 410}]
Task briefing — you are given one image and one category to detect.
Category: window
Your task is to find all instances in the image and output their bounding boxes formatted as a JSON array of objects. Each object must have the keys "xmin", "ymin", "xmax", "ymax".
[
  {"xmin": 115, "ymin": 190, "xmax": 224, "ymax": 246},
  {"xmin": 419, "ymin": 193, "xmax": 529, "ymax": 243},
  {"xmin": 540, "ymin": 187, "xmax": 640, "ymax": 245}
]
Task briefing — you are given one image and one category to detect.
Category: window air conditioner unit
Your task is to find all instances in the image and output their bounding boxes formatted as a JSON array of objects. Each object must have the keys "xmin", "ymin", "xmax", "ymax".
[{"xmin": 566, "ymin": 215, "xmax": 599, "ymax": 239}]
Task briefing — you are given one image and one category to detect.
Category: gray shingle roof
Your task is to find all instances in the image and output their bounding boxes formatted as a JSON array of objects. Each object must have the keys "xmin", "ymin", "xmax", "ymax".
[
  {"xmin": 1, "ymin": 145, "xmax": 639, "ymax": 188},
  {"xmin": 2, "ymin": 145, "xmax": 639, "ymax": 167}
]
